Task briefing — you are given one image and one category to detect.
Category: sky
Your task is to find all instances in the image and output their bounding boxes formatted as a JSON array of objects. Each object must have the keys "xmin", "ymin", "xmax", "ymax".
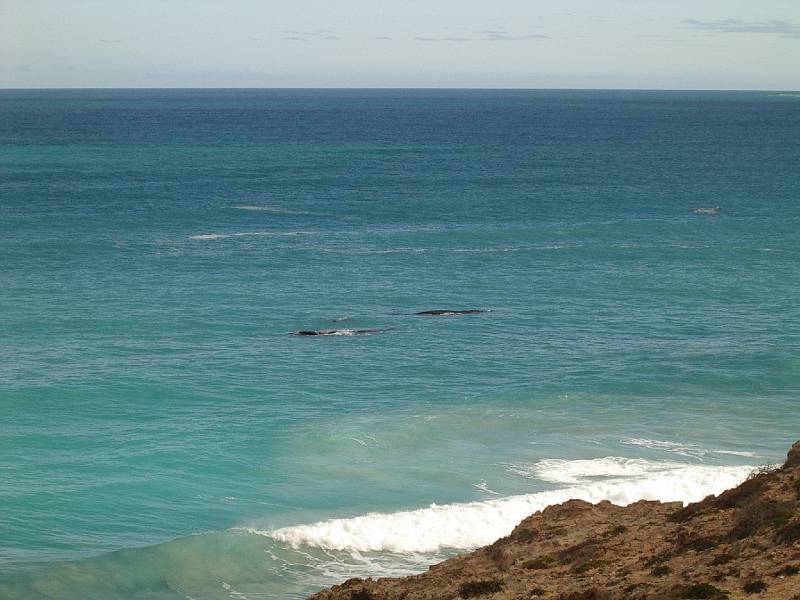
[{"xmin": 1, "ymin": 0, "xmax": 799, "ymax": 89}]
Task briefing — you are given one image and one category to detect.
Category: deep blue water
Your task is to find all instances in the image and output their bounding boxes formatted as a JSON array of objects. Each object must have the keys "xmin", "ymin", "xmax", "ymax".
[{"xmin": 1, "ymin": 89, "xmax": 798, "ymax": 599}]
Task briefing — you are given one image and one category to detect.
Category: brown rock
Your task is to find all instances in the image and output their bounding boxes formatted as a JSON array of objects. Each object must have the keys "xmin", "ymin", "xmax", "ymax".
[
  {"xmin": 310, "ymin": 441, "xmax": 800, "ymax": 600},
  {"xmin": 785, "ymin": 441, "xmax": 800, "ymax": 469}
]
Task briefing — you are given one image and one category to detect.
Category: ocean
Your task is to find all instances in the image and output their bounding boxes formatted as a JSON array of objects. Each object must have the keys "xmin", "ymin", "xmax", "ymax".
[{"xmin": 0, "ymin": 89, "xmax": 798, "ymax": 599}]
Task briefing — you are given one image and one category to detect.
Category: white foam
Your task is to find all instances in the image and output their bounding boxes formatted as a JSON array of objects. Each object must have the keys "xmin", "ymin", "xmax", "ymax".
[
  {"xmin": 622, "ymin": 438, "xmax": 689, "ymax": 450},
  {"xmin": 320, "ymin": 247, "xmax": 430, "ymax": 255},
  {"xmin": 306, "ymin": 329, "xmax": 380, "ymax": 337},
  {"xmin": 190, "ymin": 231, "xmax": 309, "ymax": 240},
  {"xmin": 621, "ymin": 438, "xmax": 757, "ymax": 460},
  {"xmin": 260, "ymin": 459, "xmax": 752, "ymax": 554},
  {"xmin": 621, "ymin": 437, "xmax": 708, "ymax": 459},
  {"xmin": 714, "ymin": 450, "xmax": 758, "ymax": 457},
  {"xmin": 190, "ymin": 233, "xmax": 229, "ymax": 240},
  {"xmin": 232, "ymin": 205, "xmax": 321, "ymax": 215},
  {"xmin": 508, "ymin": 456, "xmax": 692, "ymax": 484},
  {"xmin": 325, "ymin": 329, "xmax": 364, "ymax": 337},
  {"xmin": 473, "ymin": 480, "xmax": 500, "ymax": 495}
]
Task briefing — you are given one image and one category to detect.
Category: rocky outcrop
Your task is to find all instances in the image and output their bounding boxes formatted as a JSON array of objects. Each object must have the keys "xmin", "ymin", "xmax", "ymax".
[{"xmin": 310, "ymin": 442, "xmax": 800, "ymax": 600}]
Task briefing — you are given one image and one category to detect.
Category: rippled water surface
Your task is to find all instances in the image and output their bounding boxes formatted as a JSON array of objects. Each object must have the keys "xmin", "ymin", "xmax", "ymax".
[{"xmin": 1, "ymin": 89, "xmax": 798, "ymax": 599}]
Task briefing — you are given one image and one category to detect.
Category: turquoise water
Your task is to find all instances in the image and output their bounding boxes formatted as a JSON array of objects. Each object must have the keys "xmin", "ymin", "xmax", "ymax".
[{"xmin": 1, "ymin": 89, "xmax": 798, "ymax": 599}]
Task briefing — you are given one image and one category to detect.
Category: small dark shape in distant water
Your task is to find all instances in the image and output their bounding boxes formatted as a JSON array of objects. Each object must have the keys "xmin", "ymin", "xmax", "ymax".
[
  {"xmin": 694, "ymin": 206, "xmax": 721, "ymax": 215},
  {"xmin": 416, "ymin": 309, "xmax": 488, "ymax": 316},
  {"xmin": 292, "ymin": 328, "xmax": 382, "ymax": 337}
]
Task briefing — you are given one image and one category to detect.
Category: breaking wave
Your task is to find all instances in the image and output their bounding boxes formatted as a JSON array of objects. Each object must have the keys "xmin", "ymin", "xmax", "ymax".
[{"xmin": 260, "ymin": 458, "xmax": 753, "ymax": 554}]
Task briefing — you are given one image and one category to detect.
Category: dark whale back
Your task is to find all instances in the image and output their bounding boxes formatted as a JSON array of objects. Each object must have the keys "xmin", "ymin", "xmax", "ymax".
[
  {"xmin": 415, "ymin": 309, "xmax": 487, "ymax": 316},
  {"xmin": 292, "ymin": 328, "xmax": 383, "ymax": 336}
]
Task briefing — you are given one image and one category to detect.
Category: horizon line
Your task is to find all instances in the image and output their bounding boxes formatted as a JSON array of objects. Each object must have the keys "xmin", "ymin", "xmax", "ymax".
[{"xmin": 1, "ymin": 86, "xmax": 799, "ymax": 92}]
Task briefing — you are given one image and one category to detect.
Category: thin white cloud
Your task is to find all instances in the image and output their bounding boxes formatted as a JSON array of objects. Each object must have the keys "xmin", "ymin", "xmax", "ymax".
[
  {"xmin": 682, "ymin": 19, "xmax": 800, "ymax": 38},
  {"xmin": 282, "ymin": 29, "xmax": 335, "ymax": 36},
  {"xmin": 484, "ymin": 33, "xmax": 550, "ymax": 41},
  {"xmin": 281, "ymin": 29, "xmax": 340, "ymax": 42},
  {"xmin": 416, "ymin": 31, "xmax": 549, "ymax": 43},
  {"xmin": 416, "ymin": 36, "xmax": 470, "ymax": 42}
]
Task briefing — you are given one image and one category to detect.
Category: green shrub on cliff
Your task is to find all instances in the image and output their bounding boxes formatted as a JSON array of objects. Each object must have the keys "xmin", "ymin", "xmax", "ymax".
[{"xmin": 458, "ymin": 579, "xmax": 505, "ymax": 598}]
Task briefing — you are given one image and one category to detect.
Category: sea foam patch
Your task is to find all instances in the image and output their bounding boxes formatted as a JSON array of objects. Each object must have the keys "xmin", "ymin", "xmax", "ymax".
[
  {"xmin": 261, "ymin": 459, "xmax": 753, "ymax": 554},
  {"xmin": 507, "ymin": 456, "xmax": 692, "ymax": 484},
  {"xmin": 621, "ymin": 438, "xmax": 758, "ymax": 459},
  {"xmin": 232, "ymin": 205, "xmax": 323, "ymax": 215},
  {"xmin": 190, "ymin": 231, "xmax": 310, "ymax": 240}
]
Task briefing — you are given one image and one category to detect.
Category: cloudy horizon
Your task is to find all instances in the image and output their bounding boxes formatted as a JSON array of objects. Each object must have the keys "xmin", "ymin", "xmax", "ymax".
[{"xmin": 2, "ymin": 0, "xmax": 799, "ymax": 89}]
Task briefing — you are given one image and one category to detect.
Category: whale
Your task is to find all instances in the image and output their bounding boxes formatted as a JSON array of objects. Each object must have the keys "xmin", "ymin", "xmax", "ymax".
[
  {"xmin": 693, "ymin": 206, "xmax": 721, "ymax": 215},
  {"xmin": 415, "ymin": 309, "xmax": 488, "ymax": 316},
  {"xmin": 292, "ymin": 328, "xmax": 383, "ymax": 336}
]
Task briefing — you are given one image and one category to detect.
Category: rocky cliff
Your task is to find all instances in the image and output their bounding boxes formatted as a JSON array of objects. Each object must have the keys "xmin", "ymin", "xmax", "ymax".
[{"xmin": 310, "ymin": 442, "xmax": 800, "ymax": 600}]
